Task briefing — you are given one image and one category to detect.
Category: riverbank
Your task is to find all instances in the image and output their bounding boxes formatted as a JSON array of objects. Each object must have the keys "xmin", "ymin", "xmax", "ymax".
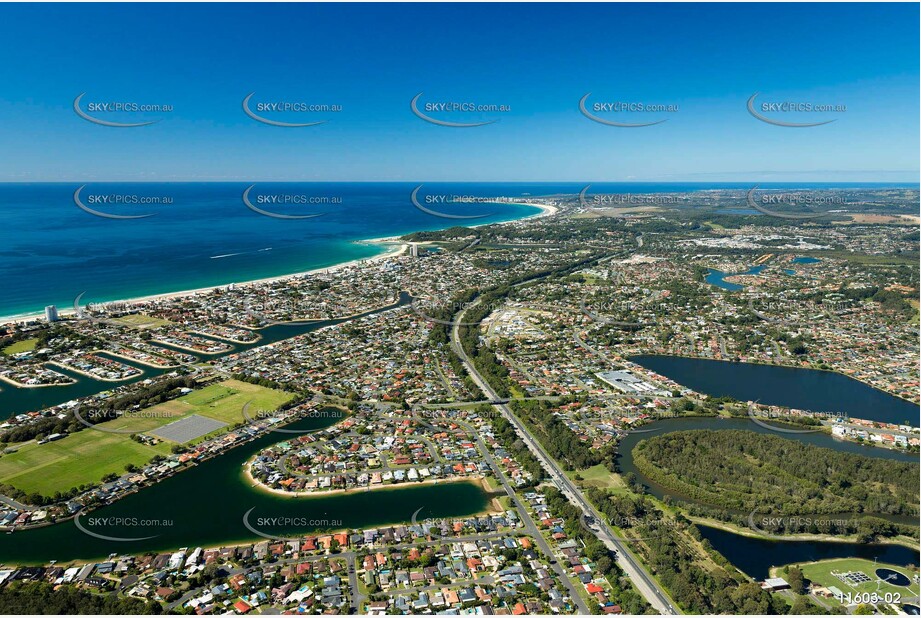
[
  {"xmin": 628, "ymin": 353, "xmax": 920, "ymax": 419},
  {"xmin": 0, "ymin": 481, "xmax": 502, "ymax": 569},
  {"xmin": 243, "ymin": 463, "xmax": 499, "ymax": 503},
  {"xmin": 687, "ymin": 514, "xmax": 920, "ymax": 551},
  {"xmin": 0, "ymin": 374, "xmax": 75, "ymax": 389}
]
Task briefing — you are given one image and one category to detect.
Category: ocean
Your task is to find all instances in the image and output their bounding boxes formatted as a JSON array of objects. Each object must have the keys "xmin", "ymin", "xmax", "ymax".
[{"xmin": 0, "ymin": 181, "xmax": 911, "ymax": 319}]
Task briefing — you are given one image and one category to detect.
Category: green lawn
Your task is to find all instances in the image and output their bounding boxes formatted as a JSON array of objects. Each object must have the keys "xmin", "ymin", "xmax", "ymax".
[
  {"xmin": 2, "ymin": 338, "xmax": 39, "ymax": 355},
  {"xmin": 569, "ymin": 463, "xmax": 622, "ymax": 490},
  {"xmin": 0, "ymin": 430, "xmax": 172, "ymax": 496},
  {"xmin": 0, "ymin": 380, "xmax": 292, "ymax": 497},
  {"xmin": 791, "ymin": 559, "xmax": 919, "ymax": 607},
  {"xmin": 166, "ymin": 379, "xmax": 293, "ymax": 425},
  {"xmin": 111, "ymin": 314, "xmax": 173, "ymax": 328}
]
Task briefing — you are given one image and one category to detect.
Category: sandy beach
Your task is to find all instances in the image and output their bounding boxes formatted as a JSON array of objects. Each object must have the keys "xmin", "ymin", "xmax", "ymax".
[
  {"xmin": 0, "ymin": 240, "xmax": 408, "ymax": 326},
  {"xmin": 1, "ymin": 198, "xmax": 558, "ymax": 327},
  {"xmin": 246, "ymin": 469, "xmax": 492, "ymax": 500},
  {"xmin": 243, "ymin": 459, "xmax": 503, "ymax": 509}
]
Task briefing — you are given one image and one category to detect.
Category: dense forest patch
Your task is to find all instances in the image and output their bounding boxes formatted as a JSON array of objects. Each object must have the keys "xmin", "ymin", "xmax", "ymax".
[{"xmin": 633, "ymin": 430, "xmax": 919, "ymax": 538}]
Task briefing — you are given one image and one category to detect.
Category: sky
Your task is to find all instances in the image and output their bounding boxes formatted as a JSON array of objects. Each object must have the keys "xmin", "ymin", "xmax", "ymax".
[{"xmin": 0, "ymin": 3, "xmax": 918, "ymax": 182}]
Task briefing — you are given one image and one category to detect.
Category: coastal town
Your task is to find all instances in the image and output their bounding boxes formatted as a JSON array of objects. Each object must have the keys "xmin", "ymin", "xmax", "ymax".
[{"xmin": 0, "ymin": 185, "xmax": 917, "ymax": 616}]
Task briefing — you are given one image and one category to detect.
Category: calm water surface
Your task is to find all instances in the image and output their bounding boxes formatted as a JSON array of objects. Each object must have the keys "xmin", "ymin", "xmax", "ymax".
[
  {"xmin": 0, "ymin": 412, "xmax": 490, "ymax": 564},
  {"xmin": 629, "ymin": 355, "xmax": 919, "ymax": 425}
]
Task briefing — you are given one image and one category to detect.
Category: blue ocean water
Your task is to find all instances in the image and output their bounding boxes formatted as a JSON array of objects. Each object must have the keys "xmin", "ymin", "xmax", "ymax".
[
  {"xmin": 0, "ymin": 182, "xmax": 546, "ymax": 318},
  {"xmin": 0, "ymin": 182, "xmax": 910, "ymax": 318}
]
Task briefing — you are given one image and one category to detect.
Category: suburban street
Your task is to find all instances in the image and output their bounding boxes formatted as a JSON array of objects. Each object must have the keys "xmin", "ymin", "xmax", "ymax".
[
  {"xmin": 450, "ymin": 300, "xmax": 679, "ymax": 615},
  {"xmin": 404, "ymin": 412, "xmax": 592, "ymax": 614}
]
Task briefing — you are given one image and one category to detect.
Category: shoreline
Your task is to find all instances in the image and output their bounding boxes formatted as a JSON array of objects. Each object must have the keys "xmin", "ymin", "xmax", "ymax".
[
  {"xmin": 0, "ymin": 241, "xmax": 408, "ymax": 326},
  {"xmin": 243, "ymin": 460, "xmax": 500, "ymax": 502},
  {"xmin": 0, "ymin": 476, "xmax": 505, "ymax": 569},
  {"xmin": 1, "ymin": 199, "xmax": 556, "ymax": 326},
  {"xmin": 690, "ymin": 515, "xmax": 920, "ymax": 552},
  {"xmin": 628, "ymin": 352, "xmax": 921, "ymax": 412}
]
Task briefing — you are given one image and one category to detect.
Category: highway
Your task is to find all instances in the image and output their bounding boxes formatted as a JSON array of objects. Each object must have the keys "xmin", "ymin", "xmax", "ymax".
[
  {"xmin": 401, "ymin": 413, "xmax": 591, "ymax": 614},
  {"xmin": 450, "ymin": 303, "xmax": 679, "ymax": 615}
]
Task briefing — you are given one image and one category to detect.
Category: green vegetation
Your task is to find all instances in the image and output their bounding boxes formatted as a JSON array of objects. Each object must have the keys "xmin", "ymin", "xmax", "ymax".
[
  {"xmin": 1, "ymin": 337, "xmax": 38, "ymax": 355},
  {"xmin": 0, "ymin": 425, "xmax": 172, "ymax": 499},
  {"xmin": 0, "ymin": 581, "xmax": 161, "ymax": 614},
  {"xmin": 632, "ymin": 430, "xmax": 919, "ymax": 540},
  {"xmin": 0, "ymin": 380, "xmax": 291, "ymax": 502},
  {"xmin": 583, "ymin": 487, "xmax": 826, "ymax": 614},
  {"xmin": 796, "ymin": 559, "xmax": 919, "ymax": 607},
  {"xmin": 169, "ymin": 380, "xmax": 291, "ymax": 426},
  {"xmin": 0, "ymin": 376, "xmax": 199, "ymax": 445},
  {"xmin": 110, "ymin": 314, "xmax": 172, "ymax": 328},
  {"xmin": 509, "ymin": 399, "xmax": 610, "ymax": 471},
  {"xmin": 812, "ymin": 249, "xmax": 920, "ymax": 267},
  {"xmin": 484, "ymin": 407, "xmax": 543, "ymax": 484},
  {"xmin": 570, "ymin": 463, "xmax": 620, "ymax": 490},
  {"xmin": 543, "ymin": 487, "xmax": 651, "ymax": 614}
]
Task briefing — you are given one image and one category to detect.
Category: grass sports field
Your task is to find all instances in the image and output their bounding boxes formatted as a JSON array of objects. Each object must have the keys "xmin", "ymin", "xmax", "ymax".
[
  {"xmin": 1, "ymin": 338, "xmax": 39, "ymax": 355},
  {"xmin": 0, "ymin": 380, "xmax": 292, "ymax": 497},
  {"xmin": 792, "ymin": 559, "xmax": 919, "ymax": 607},
  {"xmin": 0, "ymin": 430, "xmax": 173, "ymax": 497}
]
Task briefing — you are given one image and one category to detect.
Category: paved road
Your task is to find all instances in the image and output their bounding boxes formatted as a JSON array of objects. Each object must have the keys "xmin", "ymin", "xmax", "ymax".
[
  {"xmin": 345, "ymin": 555, "xmax": 364, "ymax": 613},
  {"xmin": 0, "ymin": 494, "xmax": 35, "ymax": 511},
  {"xmin": 451, "ymin": 302, "xmax": 679, "ymax": 615},
  {"xmin": 400, "ymin": 413, "xmax": 591, "ymax": 614},
  {"xmin": 376, "ymin": 575, "xmax": 494, "ymax": 597}
]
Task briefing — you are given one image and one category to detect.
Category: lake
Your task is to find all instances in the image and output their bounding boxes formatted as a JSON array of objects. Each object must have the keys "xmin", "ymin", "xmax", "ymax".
[
  {"xmin": 0, "ymin": 412, "xmax": 491, "ymax": 564},
  {"xmin": 705, "ymin": 265, "xmax": 765, "ymax": 291},
  {"xmin": 629, "ymin": 355, "xmax": 919, "ymax": 425},
  {"xmin": 697, "ymin": 524, "xmax": 920, "ymax": 580}
]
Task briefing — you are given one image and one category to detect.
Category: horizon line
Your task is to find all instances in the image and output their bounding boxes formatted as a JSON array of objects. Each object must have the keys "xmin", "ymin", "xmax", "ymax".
[{"xmin": 0, "ymin": 179, "xmax": 917, "ymax": 185}]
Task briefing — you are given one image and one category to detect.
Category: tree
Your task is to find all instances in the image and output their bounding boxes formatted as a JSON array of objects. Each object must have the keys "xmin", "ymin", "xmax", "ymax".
[{"xmin": 787, "ymin": 567, "xmax": 805, "ymax": 595}]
